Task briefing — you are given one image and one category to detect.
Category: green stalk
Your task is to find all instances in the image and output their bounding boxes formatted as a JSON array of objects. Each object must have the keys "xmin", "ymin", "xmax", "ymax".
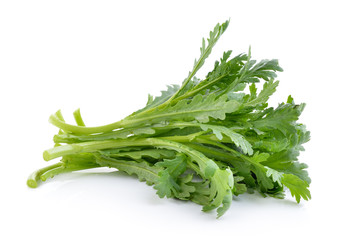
[
  {"xmin": 49, "ymin": 113, "xmax": 125, "ymax": 134},
  {"xmin": 43, "ymin": 138, "xmax": 212, "ymax": 175},
  {"xmin": 184, "ymin": 142, "xmax": 242, "ymax": 164},
  {"xmin": 53, "ymin": 127, "xmax": 141, "ymax": 143},
  {"xmin": 73, "ymin": 108, "xmax": 86, "ymax": 126},
  {"xmin": 40, "ymin": 164, "xmax": 100, "ymax": 181},
  {"xmin": 27, "ymin": 162, "xmax": 63, "ymax": 188},
  {"xmin": 158, "ymin": 134, "xmax": 265, "ymax": 171},
  {"xmin": 53, "ymin": 122, "xmax": 199, "ymax": 144},
  {"xmin": 173, "ymin": 74, "xmax": 227, "ymax": 102},
  {"xmin": 195, "ymin": 137, "xmax": 267, "ymax": 171},
  {"xmin": 49, "ymin": 109, "xmax": 207, "ymax": 135}
]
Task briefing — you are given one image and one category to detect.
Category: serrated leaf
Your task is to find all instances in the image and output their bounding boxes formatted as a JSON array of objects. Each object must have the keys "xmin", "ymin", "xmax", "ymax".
[
  {"xmin": 251, "ymin": 102, "xmax": 303, "ymax": 136},
  {"xmin": 265, "ymin": 154, "xmax": 311, "ymax": 185},
  {"xmin": 251, "ymin": 165, "xmax": 274, "ymax": 190},
  {"xmin": 202, "ymin": 168, "xmax": 234, "ymax": 218},
  {"xmin": 185, "ymin": 51, "xmax": 247, "ymax": 97},
  {"xmin": 173, "ymin": 174, "xmax": 196, "ymax": 199},
  {"xmin": 251, "ymin": 151, "xmax": 270, "ymax": 163},
  {"xmin": 198, "ymin": 123, "xmax": 253, "ymax": 155},
  {"xmin": 155, "ymin": 153, "xmax": 187, "ymax": 178},
  {"xmin": 249, "ymin": 83, "xmax": 257, "ymax": 100},
  {"xmin": 252, "ymin": 137, "xmax": 289, "ymax": 152},
  {"xmin": 175, "ymin": 20, "xmax": 230, "ymax": 98},
  {"xmin": 244, "ymin": 79, "xmax": 279, "ymax": 108},
  {"xmin": 128, "ymin": 93, "xmax": 240, "ymax": 126},
  {"xmin": 95, "ymin": 155, "xmax": 161, "ymax": 185},
  {"xmin": 281, "ymin": 173, "xmax": 311, "ymax": 203},
  {"xmin": 137, "ymin": 84, "xmax": 180, "ymax": 114},
  {"xmin": 151, "ymin": 139, "xmax": 235, "ymax": 217},
  {"xmin": 216, "ymin": 189, "xmax": 233, "ymax": 218},
  {"xmin": 241, "ymin": 58, "xmax": 283, "ymax": 83},
  {"xmin": 154, "ymin": 153, "xmax": 189, "ymax": 198},
  {"xmin": 204, "ymin": 160, "xmax": 219, "ymax": 178},
  {"xmin": 233, "ymin": 176, "xmax": 247, "ymax": 195},
  {"xmin": 106, "ymin": 149, "xmax": 176, "ymax": 161},
  {"xmin": 287, "ymin": 95, "xmax": 294, "ymax": 104},
  {"xmin": 154, "ymin": 170, "xmax": 180, "ymax": 198},
  {"xmin": 190, "ymin": 181, "xmax": 211, "ymax": 206},
  {"xmin": 284, "ymin": 162, "xmax": 311, "ymax": 184},
  {"xmin": 265, "ymin": 167, "xmax": 283, "ymax": 185}
]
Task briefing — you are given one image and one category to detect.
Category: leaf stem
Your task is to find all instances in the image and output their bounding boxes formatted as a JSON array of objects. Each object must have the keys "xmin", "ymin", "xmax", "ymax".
[
  {"xmin": 173, "ymin": 74, "xmax": 227, "ymax": 102},
  {"xmin": 40, "ymin": 164, "xmax": 100, "ymax": 181},
  {"xmin": 27, "ymin": 162, "xmax": 63, "ymax": 188},
  {"xmin": 43, "ymin": 138, "xmax": 213, "ymax": 176},
  {"xmin": 49, "ymin": 113, "xmax": 125, "ymax": 134}
]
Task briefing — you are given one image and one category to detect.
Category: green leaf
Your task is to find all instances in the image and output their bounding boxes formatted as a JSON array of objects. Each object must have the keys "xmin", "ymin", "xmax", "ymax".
[
  {"xmin": 244, "ymin": 79, "xmax": 279, "ymax": 108},
  {"xmin": 182, "ymin": 51, "xmax": 247, "ymax": 98},
  {"xmin": 127, "ymin": 93, "xmax": 240, "ymax": 126},
  {"xmin": 281, "ymin": 174, "xmax": 311, "ymax": 203},
  {"xmin": 252, "ymin": 137, "xmax": 289, "ymax": 153},
  {"xmin": 190, "ymin": 181, "xmax": 211, "ymax": 206},
  {"xmin": 95, "ymin": 155, "xmax": 161, "ymax": 185},
  {"xmin": 251, "ymin": 151, "xmax": 270, "ymax": 163},
  {"xmin": 264, "ymin": 149, "xmax": 311, "ymax": 184},
  {"xmin": 249, "ymin": 83, "xmax": 257, "ymax": 100},
  {"xmin": 154, "ymin": 170, "xmax": 180, "ymax": 198},
  {"xmin": 284, "ymin": 162, "xmax": 311, "ymax": 184},
  {"xmin": 154, "ymin": 170, "xmax": 179, "ymax": 198},
  {"xmin": 175, "ymin": 20, "xmax": 230, "ymax": 98},
  {"xmin": 150, "ymin": 139, "xmax": 235, "ymax": 216},
  {"xmin": 251, "ymin": 165, "xmax": 274, "ymax": 190},
  {"xmin": 287, "ymin": 95, "xmax": 294, "ymax": 104},
  {"xmin": 154, "ymin": 153, "xmax": 190, "ymax": 198},
  {"xmin": 204, "ymin": 160, "xmax": 219, "ymax": 178},
  {"xmin": 265, "ymin": 167, "xmax": 283, "ymax": 185},
  {"xmin": 173, "ymin": 174, "xmax": 196, "ymax": 199},
  {"xmin": 251, "ymin": 102, "xmax": 304, "ymax": 136},
  {"xmin": 241, "ymin": 58, "xmax": 283, "ymax": 83},
  {"xmin": 135, "ymin": 84, "xmax": 180, "ymax": 114},
  {"xmin": 155, "ymin": 153, "xmax": 187, "ymax": 178},
  {"xmin": 198, "ymin": 123, "xmax": 253, "ymax": 155},
  {"xmin": 295, "ymin": 124, "xmax": 311, "ymax": 146},
  {"xmin": 105, "ymin": 149, "xmax": 176, "ymax": 161},
  {"xmin": 216, "ymin": 189, "xmax": 233, "ymax": 218},
  {"xmin": 233, "ymin": 176, "xmax": 247, "ymax": 195},
  {"xmin": 202, "ymin": 168, "xmax": 234, "ymax": 218}
]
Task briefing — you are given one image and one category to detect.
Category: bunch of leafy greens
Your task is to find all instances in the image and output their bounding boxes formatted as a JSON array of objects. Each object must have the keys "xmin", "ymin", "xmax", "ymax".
[{"xmin": 27, "ymin": 20, "xmax": 311, "ymax": 218}]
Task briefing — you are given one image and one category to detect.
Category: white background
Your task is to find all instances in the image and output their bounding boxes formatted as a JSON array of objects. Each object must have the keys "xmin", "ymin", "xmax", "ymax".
[{"xmin": 1, "ymin": 0, "xmax": 347, "ymax": 239}]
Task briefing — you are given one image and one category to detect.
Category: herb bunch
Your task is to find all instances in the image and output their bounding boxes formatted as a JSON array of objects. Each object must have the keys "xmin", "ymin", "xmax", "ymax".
[{"xmin": 27, "ymin": 20, "xmax": 311, "ymax": 218}]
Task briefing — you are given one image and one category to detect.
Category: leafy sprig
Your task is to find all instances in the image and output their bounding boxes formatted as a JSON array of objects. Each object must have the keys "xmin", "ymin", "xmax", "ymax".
[{"xmin": 27, "ymin": 20, "xmax": 311, "ymax": 218}]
